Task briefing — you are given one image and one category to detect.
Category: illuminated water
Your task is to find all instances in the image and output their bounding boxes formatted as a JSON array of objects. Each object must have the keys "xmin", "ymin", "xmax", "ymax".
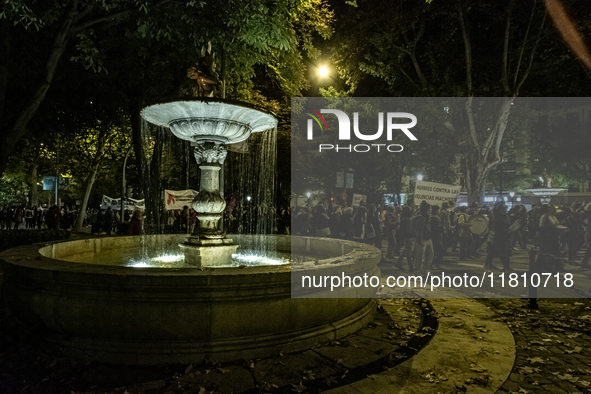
[{"xmin": 76, "ymin": 249, "xmax": 292, "ymax": 268}]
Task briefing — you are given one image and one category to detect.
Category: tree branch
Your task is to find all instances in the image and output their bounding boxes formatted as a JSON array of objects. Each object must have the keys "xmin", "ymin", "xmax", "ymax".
[
  {"xmin": 515, "ymin": 9, "xmax": 546, "ymax": 93},
  {"xmin": 402, "ymin": 31, "xmax": 430, "ymax": 94},
  {"xmin": 483, "ymin": 97, "xmax": 514, "ymax": 159},
  {"xmin": 457, "ymin": 0, "xmax": 472, "ymax": 94},
  {"xmin": 396, "ymin": 65, "xmax": 422, "ymax": 91},
  {"xmin": 72, "ymin": 0, "xmax": 176, "ymax": 33},
  {"xmin": 465, "ymin": 96, "xmax": 480, "ymax": 151},
  {"xmin": 502, "ymin": 0, "xmax": 514, "ymax": 95},
  {"xmin": 512, "ymin": 0, "xmax": 536, "ymax": 89}
]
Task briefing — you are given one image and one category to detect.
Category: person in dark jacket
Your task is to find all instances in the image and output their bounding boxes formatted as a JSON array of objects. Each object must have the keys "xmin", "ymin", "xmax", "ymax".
[
  {"xmin": 395, "ymin": 206, "xmax": 414, "ymax": 272},
  {"xmin": 412, "ymin": 201, "xmax": 433, "ymax": 273},
  {"xmin": 431, "ymin": 205, "xmax": 444, "ymax": 269},
  {"xmin": 367, "ymin": 204, "xmax": 382, "ymax": 248},
  {"xmin": 104, "ymin": 207, "xmax": 114, "ymax": 236},
  {"xmin": 484, "ymin": 202, "xmax": 512, "ymax": 272},
  {"xmin": 313, "ymin": 205, "xmax": 331, "ymax": 237},
  {"xmin": 384, "ymin": 206, "xmax": 399, "ymax": 259},
  {"xmin": 127, "ymin": 209, "xmax": 144, "ymax": 236}
]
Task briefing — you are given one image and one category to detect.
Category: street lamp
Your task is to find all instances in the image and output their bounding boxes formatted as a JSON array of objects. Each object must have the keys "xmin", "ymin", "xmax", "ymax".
[
  {"xmin": 246, "ymin": 196, "xmax": 251, "ymax": 202},
  {"xmin": 509, "ymin": 191, "xmax": 515, "ymax": 207},
  {"xmin": 318, "ymin": 66, "xmax": 329, "ymax": 77},
  {"xmin": 306, "ymin": 192, "xmax": 311, "ymax": 198},
  {"xmin": 417, "ymin": 174, "xmax": 424, "ymax": 181}
]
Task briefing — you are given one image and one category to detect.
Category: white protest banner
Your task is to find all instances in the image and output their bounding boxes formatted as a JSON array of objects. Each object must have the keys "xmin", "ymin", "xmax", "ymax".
[
  {"xmin": 413, "ymin": 181, "xmax": 461, "ymax": 207},
  {"xmin": 101, "ymin": 195, "xmax": 145, "ymax": 211},
  {"xmin": 164, "ymin": 189, "xmax": 199, "ymax": 210},
  {"xmin": 352, "ymin": 193, "xmax": 367, "ymax": 207}
]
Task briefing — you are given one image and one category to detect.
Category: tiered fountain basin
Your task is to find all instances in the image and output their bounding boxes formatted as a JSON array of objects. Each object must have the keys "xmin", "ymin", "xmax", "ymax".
[
  {"xmin": 0, "ymin": 235, "xmax": 380, "ymax": 365},
  {"xmin": 141, "ymin": 98, "xmax": 278, "ymax": 145}
]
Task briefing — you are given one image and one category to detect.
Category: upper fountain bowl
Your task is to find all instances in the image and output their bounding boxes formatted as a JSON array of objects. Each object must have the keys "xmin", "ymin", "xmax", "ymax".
[{"xmin": 141, "ymin": 98, "xmax": 278, "ymax": 145}]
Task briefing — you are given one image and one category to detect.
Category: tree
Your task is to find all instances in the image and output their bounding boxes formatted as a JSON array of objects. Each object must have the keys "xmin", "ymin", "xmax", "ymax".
[
  {"xmin": 0, "ymin": 0, "xmax": 187, "ymax": 177},
  {"xmin": 328, "ymin": 0, "xmax": 589, "ymax": 203},
  {"xmin": 2, "ymin": 0, "xmax": 334, "ymax": 227}
]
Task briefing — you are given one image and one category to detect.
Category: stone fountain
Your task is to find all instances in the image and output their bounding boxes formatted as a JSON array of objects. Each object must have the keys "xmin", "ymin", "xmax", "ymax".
[
  {"xmin": 141, "ymin": 98, "xmax": 277, "ymax": 267},
  {"xmin": 0, "ymin": 97, "xmax": 382, "ymax": 366}
]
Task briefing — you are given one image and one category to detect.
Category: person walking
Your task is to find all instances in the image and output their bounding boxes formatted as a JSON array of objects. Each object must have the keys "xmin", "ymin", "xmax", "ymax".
[
  {"xmin": 104, "ymin": 207, "xmax": 114, "ymax": 236},
  {"xmin": 538, "ymin": 204, "xmax": 560, "ymax": 257},
  {"xmin": 384, "ymin": 206, "xmax": 399, "ymax": 259},
  {"xmin": 456, "ymin": 207, "xmax": 472, "ymax": 261},
  {"xmin": 127, "ymin": 209, "xmax": 144, "ymax": 235},
  {"xmin": 431, "ymin": 205, "xmax": 444, "ymax": 269},
  {"xmin": 581, "ymin": 202, "xmax": 591, "ymax": 268},
  {"xmin": 484, "ymin": 203, "xmax": 512, "ymax": 272},
  {"xmin": 366, "ymin": 204, "xmax": 381, "ymax": 248},
  {"xmin": 412, "ymin": 201, "xmax": 434, "ymax": 273},
  {"xmin": 12, "ymin": 208, "xmax": 23, "ymax": 230},
  {"xmin": 313, "ymin": 205, "xmax": 331, "ymax": 237},
  {"xmin": 395, "ymin": 206, "xmax": 414, "ymax": 272},
  {"xmin": 352, "ymin": 200, "xmax": 368, "ymax": 240}
]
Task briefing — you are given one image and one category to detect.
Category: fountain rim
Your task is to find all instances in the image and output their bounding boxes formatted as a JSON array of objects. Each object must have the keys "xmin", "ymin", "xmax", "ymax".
[
  {"xmin": 140, "ymin": 96, "xmax": 278, "ymax": 129},
  {"xmin": 0, "ymin": 235, "xmax": 381, "ymax": 277}
]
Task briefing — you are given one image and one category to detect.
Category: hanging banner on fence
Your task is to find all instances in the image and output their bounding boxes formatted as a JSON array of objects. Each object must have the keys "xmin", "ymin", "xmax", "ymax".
[
  {"xmin": 164, "ymin": 189, "xmax": 199, "ymax": 210},
  {"xmin": 413, "ymin": 181, "xmax": 461, "ymax": 206},
  {"xmin": 101, "ymin": 195, "xmax": 145, "ymax": 211},
  {"xmin": 352, "ymin": 193, "xmax": 367, "ymax": 207}
]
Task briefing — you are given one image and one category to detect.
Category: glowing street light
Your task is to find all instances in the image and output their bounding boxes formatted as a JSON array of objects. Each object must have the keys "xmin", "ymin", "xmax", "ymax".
[
  {"xmin": 306, "ymin": 192, "xmax": 312, "ymax": 198},
  {"xmin": 417, "ymin": 174, "xmax": 424, "ymax": 181},
  {"xmin": 318, "ymin": 66, "xmax": 329, "ymax": 77},
  {"xmin": 246, "ymin": 196, "xmax": 251, "ymax": 202}
]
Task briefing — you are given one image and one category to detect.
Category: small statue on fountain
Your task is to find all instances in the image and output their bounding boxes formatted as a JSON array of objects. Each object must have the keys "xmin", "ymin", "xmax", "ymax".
[{"xmin": 187, "ymin": 42, "xmax": 220, "ymax": 97}]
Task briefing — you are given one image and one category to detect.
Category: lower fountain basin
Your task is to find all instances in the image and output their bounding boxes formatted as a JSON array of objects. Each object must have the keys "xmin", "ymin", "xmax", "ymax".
[{"xmin": 0, "ymin": 235, "xmax": 380, "ymax": 365}]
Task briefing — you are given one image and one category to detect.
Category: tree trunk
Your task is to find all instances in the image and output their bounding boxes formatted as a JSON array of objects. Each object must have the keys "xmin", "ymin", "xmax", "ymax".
[
  {"xmin": 74, "ymin": 163, "xmax": 100, "ymax": 231},
  {"xmin": 74, "ymin": 128, "xmax": 108, "ymax": 231},
  {"xmin": 465, "ymin": 162, "xmax": 487, "ymax": 206},
  {"xmin": 30, "ymin": 163, "xmax": 39, "ymax": 207},
  {"xmin": 131, "ymin": 97, "xmax": 145, "ymax": 196}
]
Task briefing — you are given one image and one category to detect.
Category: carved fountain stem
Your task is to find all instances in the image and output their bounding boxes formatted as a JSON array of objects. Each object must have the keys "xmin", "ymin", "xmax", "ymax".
[{"xmin": 192, "ymin": 142, "xmax": 227, "ymax": 238}]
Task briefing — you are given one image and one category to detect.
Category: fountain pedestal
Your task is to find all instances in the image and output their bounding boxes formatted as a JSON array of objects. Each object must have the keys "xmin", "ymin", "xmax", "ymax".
[
  {"xmin": 181, "ymin": 142, "xmax": 238, "ymax": 266},
  {"xmin": 180, "ymin": 237, "xmax": 238, "ymax": 267}
]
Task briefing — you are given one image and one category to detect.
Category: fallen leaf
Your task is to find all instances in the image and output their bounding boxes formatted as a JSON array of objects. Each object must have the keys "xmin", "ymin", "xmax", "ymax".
[
  {"xmin": 323, "ymin": 376, "xmax": 338, "ymax": 387},
  {"xmin": 527, "ymin": 357, "xmax": 546, "ymax": 364},
  {"xmin": 291, "ymin": 382, "xmax": 306, "ymax": 393}
]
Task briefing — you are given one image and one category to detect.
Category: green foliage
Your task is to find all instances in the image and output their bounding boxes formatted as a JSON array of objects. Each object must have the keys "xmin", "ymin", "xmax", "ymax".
[
  {"xmin": 319, "ymin": 86, "xmax": 350, "ymax": 97},
  {"xmin": 70, "ymin": 30, "xmax": 108, "ymax": 74},
  {"xmin": 0, "ymin": 171, "xmax": 29, "ymax": 206},
  {"xmin": 0, "ymin": 0, "xmax": 44, "ymax": 30}
]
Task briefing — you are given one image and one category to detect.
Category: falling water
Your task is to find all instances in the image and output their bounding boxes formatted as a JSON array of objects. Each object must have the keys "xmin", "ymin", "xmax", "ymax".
[
  {"xmin": 224, "ymin": 127, "xmax": 278, "ymax": 255},
  {"xmin": 138, "ymin": 115, "xmax": 279, "ymax": 264}
]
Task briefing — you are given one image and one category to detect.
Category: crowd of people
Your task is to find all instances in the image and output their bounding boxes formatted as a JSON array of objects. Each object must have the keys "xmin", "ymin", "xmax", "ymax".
[
  {"xmin": 4, "ymin": 199, "xmax": 591, "ymax": 273},
  {"xmin": 0, "ymin": 205, "xmax": 144, "ymax": 236},
  {"xmin": 292, "ymin": 199, "xmax": 591, "ymax": 274},
  {"xmin": 0, "ymin": 205, "xmax": 75, "ymax": 231}
]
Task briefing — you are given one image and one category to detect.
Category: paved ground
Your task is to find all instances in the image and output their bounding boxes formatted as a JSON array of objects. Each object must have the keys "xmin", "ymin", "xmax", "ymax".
[
  {"xmin": 1, "ymin": 238, "xmax": 591, "ymax": 393},
  {"xmin": 362, "ymin": 243, "xmax": 591, "ymax": 394}
]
